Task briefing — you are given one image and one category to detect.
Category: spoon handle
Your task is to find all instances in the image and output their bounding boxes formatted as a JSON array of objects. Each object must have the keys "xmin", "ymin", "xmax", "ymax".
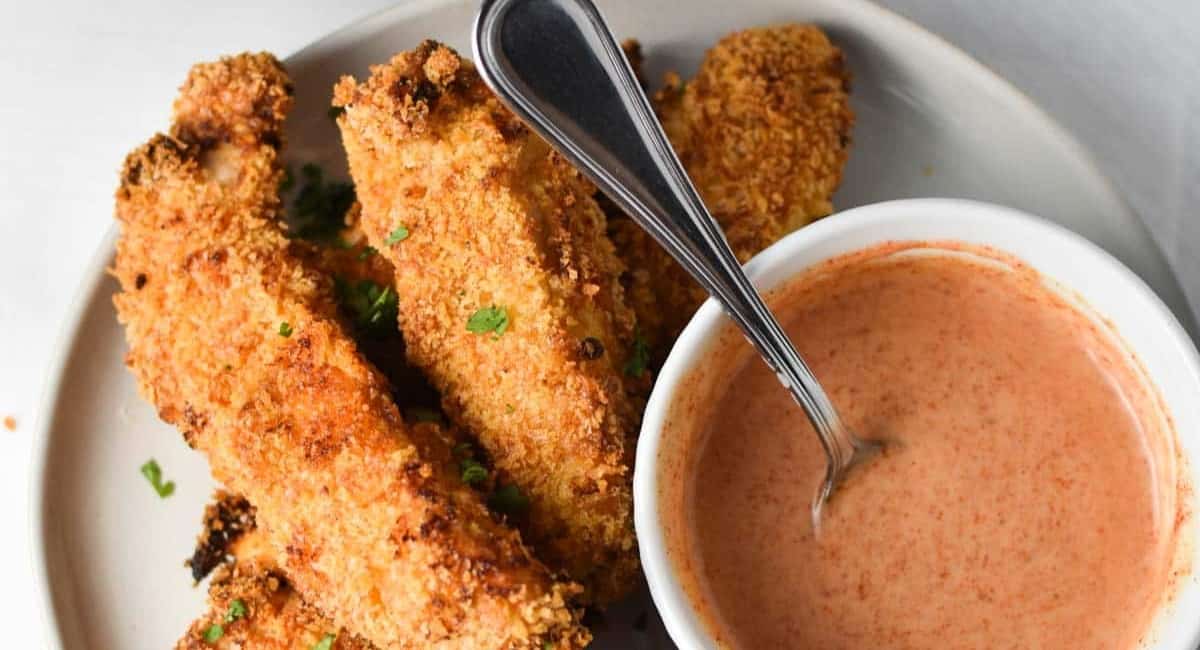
[{"xmin": 473, "ymin": 0, "xmax": 857, "ymax": 465}]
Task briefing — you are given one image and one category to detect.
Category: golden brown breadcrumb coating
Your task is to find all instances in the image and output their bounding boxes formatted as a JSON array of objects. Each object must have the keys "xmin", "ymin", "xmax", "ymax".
[
  {"xmin": 334, "ymin": 41, "xmax": 640, "ymax": 605},
  {"xmin": 113, "ymin": 52, "xmax": 588, "ymax": 649},
  {"xmin": 609, "ymin": 24, "xmax": 854, "ymax": 355},
  {"xmin": 178, "ymin": 561, "xmax": 363, "ymax": 650},
  {"xmin": 179, "ymin": 497, "xmax": 375, "ymax": 650}
]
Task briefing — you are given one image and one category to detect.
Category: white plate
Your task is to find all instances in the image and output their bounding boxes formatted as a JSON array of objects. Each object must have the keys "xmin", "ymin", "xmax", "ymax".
[{"xmin": 31, "ymin": 0, "xmax": 1197, "ymax": 648}]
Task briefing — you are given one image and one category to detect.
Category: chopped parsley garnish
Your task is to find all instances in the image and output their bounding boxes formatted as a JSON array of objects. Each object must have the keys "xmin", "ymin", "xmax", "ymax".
[
  {"xmin": 225, "ymin": 599, "xmax": 247, "ymax": 623},
  {"xmin": 285, "ymin": 163, "xmax": 355, "ymax": 244},
  {"xmin": 623, "ymin": 328, "xmax": 650, "ymax": 377},
  {"xmin": 140, "ymin": 459, "xmax": 175, "ymax": 498},
  {"xmin": 385, "ymin": 226, "xmax": 410, "ymax": 245},
  {"xmin": 453, "ymin": 441, "xmax": 487, "ymax": 484},
  {"xmin": 327, "ymin": 105, "xmax": 345, "ymax": 121},
  {"xmin": 357, "ymin": 246, "xmax": 377, "ymax": 261},
  {"xmin": 461, "ymin": 458, "xmax": 488, "ymax": 485},
  {"xmin": 334, "ymin": 277, "xmax": 398, "ymax": 338},
  {"xmin": 278, "ymin": 321, "xmax": 294, "ymax": 337},
  {"xmin": 488, "ymin": 484, "xmax": 530, "ymax": 515},
  {"xmin": 312, "ymin": 633, "xmax": 336, "ymax": 650},
  {"xmin": 467, "ymin": 306, "xmax": 509, "ymax": 338},
  {"xmin": 204, "ymin": 624, "xmax": 224, "ymax": 643}
]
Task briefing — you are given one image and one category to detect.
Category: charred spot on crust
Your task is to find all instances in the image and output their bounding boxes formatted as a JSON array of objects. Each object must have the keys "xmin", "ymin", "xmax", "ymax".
[
  {"xmin": 187, "ymin": 493, "xmax": 255, "ymax": 582},
  {"xmin": 579, "ymin": 337, "xmax": 605, "ymax": 360},
  {"xmin": 121, "ymin": 134, "xmax": 187, "ymax": 188},
  {"xmin": 134, "ymin": 273, "xmax": 147, "ymax": 290},
  {"xmin": 419, "ymin": 513, "xmax": 451, "ymax": 538},
  {"xmin": 124, "ymin": 160, "xmax": 142, "ymax": 185},
  {"xmin": 183, "ymin": 404, "xmax": 209, "ymax": 434},
  {"xmin": 260, "ymin": 130, "xmax": 282, "ymax": 149},
  {"xmin": 412, "ymin": 80, "xmax": 441, "ymax": 104}
]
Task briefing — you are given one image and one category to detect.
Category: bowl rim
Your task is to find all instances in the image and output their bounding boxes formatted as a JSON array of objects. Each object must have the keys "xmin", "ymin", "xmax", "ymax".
[{"xmin": 633, "ymin": 197, "xmax": 1200, "ymax": 650}]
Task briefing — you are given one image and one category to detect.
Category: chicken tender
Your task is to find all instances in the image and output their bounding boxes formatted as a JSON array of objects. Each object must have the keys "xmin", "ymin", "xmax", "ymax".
[
  {"xmin": 179, "ymin": 527, "xmax": 375, "ymax": 650},
  {"xmin": 609, "ymin": 24, "xmax": 854, "ymax": 355},
  {"xmin": 179, "ymin": 492, "xmax": 373, "ymax": 650},
  {"xmin": 334, "ymin": 42, "xmax": 640, "ymax": 604},
  {"xmin": 114, "ymin": 53, "xmax": 588, "ymax": 649}
]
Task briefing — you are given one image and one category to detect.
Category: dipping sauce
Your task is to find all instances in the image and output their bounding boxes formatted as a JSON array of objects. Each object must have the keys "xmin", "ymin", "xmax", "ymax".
[{"xmin": 659, "ymin": 243, "xmax": 1184, "ymax": 649}]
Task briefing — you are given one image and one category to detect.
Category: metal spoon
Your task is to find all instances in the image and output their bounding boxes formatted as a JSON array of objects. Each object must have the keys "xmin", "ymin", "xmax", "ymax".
[{"xmin": 473, "ymin": 0, "xmax": 881, "ymax": 528}]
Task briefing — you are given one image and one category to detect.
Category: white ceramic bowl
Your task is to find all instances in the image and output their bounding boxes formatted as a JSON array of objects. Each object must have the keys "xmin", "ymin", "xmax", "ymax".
[{"xmin": 633, "ymin": 198, "xmax": 1200, "ymax": 650}]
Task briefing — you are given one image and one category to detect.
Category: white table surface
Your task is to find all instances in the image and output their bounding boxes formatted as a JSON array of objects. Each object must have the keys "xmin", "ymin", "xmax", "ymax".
[{"xmin": 2, "ymin": 1, "xmax": 1196, "ymax": 646}]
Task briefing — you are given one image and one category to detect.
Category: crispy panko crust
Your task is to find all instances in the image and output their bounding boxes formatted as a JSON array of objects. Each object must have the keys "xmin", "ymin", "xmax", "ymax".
[
  {"xmin": 609, "ymin": 24, "xmax": 854, "ymax": 355},
  {"xmin": 334, "ymin": 42, "xmax": 640, "ymax": 604},
  {"xmin": 179, "ymin": 528, "xmax": 376, "ymax": 650},
  {"xmin": 113, "ymin": 53, "xmax": 588, "ymax": 649},
  {"xmin": 179, "ymin": 493, "xmax": 376, "ymax": 650}
]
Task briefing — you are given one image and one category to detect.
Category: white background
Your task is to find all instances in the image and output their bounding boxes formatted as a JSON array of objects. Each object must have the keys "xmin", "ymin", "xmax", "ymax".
[{"xmin": 1, "ymin": 1, "xmax": 1196, "ymax": 646}]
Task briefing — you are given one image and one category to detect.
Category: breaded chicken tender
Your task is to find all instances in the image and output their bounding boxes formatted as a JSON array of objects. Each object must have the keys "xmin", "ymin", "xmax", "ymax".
[
  {"xmin": 179, "ymin": 492, "xmax": 374, "ymax": 650},
  {"xmin": 179, "ymin": 556, "xmax": 371, "ymax": 650},
  {"xmin": 179, "ymin": 494, "xmax": 373, "ymax": 650},
  {"xmin": 609, "ymin": 24, "xmax": 854, "ymax": 355},
  {"xmin": 113, "ymin": 53, "xmax": 588, "ymax": 649},
  {"xmin": 334, "ymin": 42, "xmax": 640, "ymax": 604}
]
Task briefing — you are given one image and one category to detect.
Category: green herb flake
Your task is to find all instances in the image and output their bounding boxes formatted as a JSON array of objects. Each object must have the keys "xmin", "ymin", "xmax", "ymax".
[
  {"xmin": 505, "ymin": 404, "xmax": 515, "ymax": 414},
  {"xmin": 225, "ymin": 599, "xmax": 247, "ymax": 623},
  {"xmin": 466, "ymin": 306, "xmax": 509, "ymax": 338},
  {"xmin": 453, "ymin": 442, "xmax": 474, "ymax": 457},
  {"xmin": 278, "ymin": 321, "xmax": 294, "ymax": 338},
  {"xmin": 385, "ymin": 225, "xmax": 410, "ymax": 245},
  {"xmin": 623, "ymin": 329, "xmax": 650, "ymax": 377},
  {"xmin": 544, "ymin": 643, "xmax": 554, "ymax": 650},
  {"xmin": 357, "ymin": 246, "xmax": 377, "ymax": 261},
  {"xmin": 312, "ymin": 633, "xmax": 336, "ymax": 650},
  {"xmin": 488, "ymin": 484, "xmax": 530, "ymax": 515},
  {"xmin": 334, "ymin": 277, "xmax": 398, "ymax": 338},
  {"xmin": 406, "ymin": 407, "xmax": 444, "ymax": 424},
  {"xmin": 204, "ymin": 624, "xmax": 224, "ymax": 643},
  {"xmin": 461, "ymin": 458, "xmax": 488, "ymax": 485},
  {"xmin": 140, "ymin": 459, "xmax": 175, "ymax": 498},
  {"xmin": 327, "ymin": 105, "xmax": 345, "ymax": 121},
  {"xmin": 285, "ymin": 163, "xmax": 355, "ymax": 244}
]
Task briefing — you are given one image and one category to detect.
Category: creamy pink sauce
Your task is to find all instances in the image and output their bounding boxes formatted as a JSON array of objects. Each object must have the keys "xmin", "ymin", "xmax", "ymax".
[{"xmin": 660, "ymin": 243, "xmax": 1184, "ymax": 649}]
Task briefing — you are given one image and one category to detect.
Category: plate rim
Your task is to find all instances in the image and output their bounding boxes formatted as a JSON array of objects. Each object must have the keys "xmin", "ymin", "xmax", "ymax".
[{"xmin": 29, "ymin": 0, "xmax": 1193, "ymax": 647}]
